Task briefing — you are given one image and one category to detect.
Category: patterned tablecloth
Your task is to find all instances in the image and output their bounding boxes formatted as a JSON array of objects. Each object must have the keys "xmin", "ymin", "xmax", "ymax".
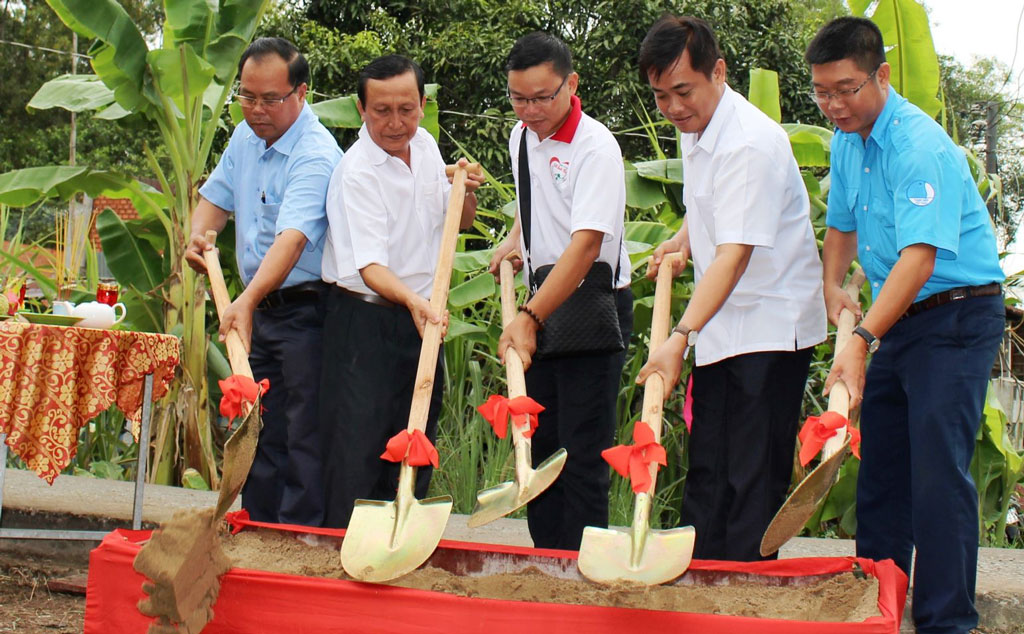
[{"xmin": 0, "ymin": 321, "xmax": 180, "ymax": 484}]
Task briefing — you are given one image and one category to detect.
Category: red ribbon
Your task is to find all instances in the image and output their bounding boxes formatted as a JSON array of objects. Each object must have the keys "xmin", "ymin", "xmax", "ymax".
[
  {"xmin": 476, "ymin": 394, "xmax": 545, "ymax": 439},
  {"xmin": 381, "ymin": 429, "xmax": 439, "ymax": 468},
  {"xmin": 601, "ymin": 421, "xmax": 667, "ymax": 494},
  {"xmin": 798, "ymin": 411, "xmax": 861, "ymax": 465},
  {"xmin": 218, "ymin": 375, "xmax": 269, "ymax": 428}
]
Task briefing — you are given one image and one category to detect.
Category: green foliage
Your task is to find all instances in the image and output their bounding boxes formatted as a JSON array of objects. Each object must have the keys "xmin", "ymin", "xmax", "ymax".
[{"xmin": 972, "ymin": 386, "xmax": 1024, "ymax": 546}]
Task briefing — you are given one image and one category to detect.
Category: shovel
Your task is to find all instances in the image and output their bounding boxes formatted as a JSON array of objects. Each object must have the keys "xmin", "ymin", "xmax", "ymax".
[
  {"xmin": 131, "ymin": 231, "xmax": 262, "ymax": 633},
  {"xmin": 203, "ymin": 230, "xmax": 263, "ymax": 519},
  {"xmin": 340, "ymin": 162, "xmax": 481, "ymax": 582},
  {"xmin": 578, "ymin": 252, "xmax": 696, "ymax": 586},
  {"xmin": 467, "ymin": 257, "xmax": 568, "ymax": 528},
  {"xmin": 759, "ymin": 268, "xmax": 866, "ymax": 557}
]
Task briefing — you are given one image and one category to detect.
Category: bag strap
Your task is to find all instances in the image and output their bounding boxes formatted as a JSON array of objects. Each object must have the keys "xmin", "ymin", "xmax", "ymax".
[{"xmin": 518, "ymin": 126, "xmax": 622, "ymax": 292}]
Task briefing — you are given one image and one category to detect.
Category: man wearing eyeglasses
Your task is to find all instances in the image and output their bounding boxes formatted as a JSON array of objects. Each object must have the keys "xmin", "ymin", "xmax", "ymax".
[
  {"xmin": 186, "ymin": 37, "xmax": 342, "ymax": 526},
  {"xmin": 807, "ymin": 17, "xmax": 1004, "ymax": 634},
  {"xmin": 490, "ymin": 32, "xmax": 633, "ymax": 550},
  {"xmin": 636, "ymin": 16, "xmax": 825, "ymax": 562}
]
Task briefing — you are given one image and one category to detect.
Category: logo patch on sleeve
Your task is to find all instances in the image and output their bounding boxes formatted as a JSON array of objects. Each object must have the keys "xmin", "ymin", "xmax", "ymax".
[{"xmin": 907, "ymin": 180, "xmax": 935, "ymax": 206}]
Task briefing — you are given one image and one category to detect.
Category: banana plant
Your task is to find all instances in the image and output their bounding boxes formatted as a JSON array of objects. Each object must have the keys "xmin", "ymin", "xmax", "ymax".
[{"xmin": 0, "ymin": 0, "xmax": 273, "ymax": 488}]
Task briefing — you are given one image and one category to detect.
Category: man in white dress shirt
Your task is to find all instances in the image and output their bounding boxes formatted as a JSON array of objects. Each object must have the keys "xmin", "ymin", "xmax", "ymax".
[
  {"xmin": 319, "ymin": 54, "xmax": 479, "ymax": 528},
  {"xmin": 637, "ymin": 16, "xmax": 826, "ymax": 561}
]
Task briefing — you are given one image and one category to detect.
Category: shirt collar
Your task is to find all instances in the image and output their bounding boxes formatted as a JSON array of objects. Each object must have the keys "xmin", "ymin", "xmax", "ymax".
[
  {"xmin": 866, "ymin": 85, "xmax": 902, "ymax": 147},
  {"xmin": 246, "ymin": 102, "xmax": 315, "ymax": 156},
  {"xmin": 520, "ymin": 94, "xmax": 583, "ymax": 144},
  {"xmin": 693, "ymin": 84, "xmax": 734, "ymax": 155}
]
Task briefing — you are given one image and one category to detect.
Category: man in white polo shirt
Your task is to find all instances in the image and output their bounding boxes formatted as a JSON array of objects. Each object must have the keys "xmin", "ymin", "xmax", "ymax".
[
  {"xmin": 320, "ymin": 54, "xmax": 479, "ymax": 528},
  {"xmin": 490, "ymin": 32, "xmax": 633, "ymax": 550},
  {"xmin": 636, "ymin": 15, "xmax": 826, "ymax": 561}
]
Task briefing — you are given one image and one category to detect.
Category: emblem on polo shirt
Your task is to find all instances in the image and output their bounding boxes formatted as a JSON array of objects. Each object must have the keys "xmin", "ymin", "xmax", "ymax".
[
  {"xmin": 907, "ymin": 180, "xmax": 935, "ymax": 206},
  {"xmin": 549, "ymin": 157, "xmax": 569, "ymax": 184}
]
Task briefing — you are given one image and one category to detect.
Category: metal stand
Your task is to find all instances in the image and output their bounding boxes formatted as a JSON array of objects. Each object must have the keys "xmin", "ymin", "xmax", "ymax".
[{"xmin": 0, "ymin": 373, "xmax": 155, "ymax": 540}]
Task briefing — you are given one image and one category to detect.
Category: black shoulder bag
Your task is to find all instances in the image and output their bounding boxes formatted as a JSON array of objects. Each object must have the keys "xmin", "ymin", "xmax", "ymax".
[{"xmin": 517, "ymin": 128, "xmax": 625, "ymax": 359}]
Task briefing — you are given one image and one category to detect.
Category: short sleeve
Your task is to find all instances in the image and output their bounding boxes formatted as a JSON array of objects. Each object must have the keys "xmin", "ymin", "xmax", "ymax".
[
  {"xmin": 890, "ymin": 146, "xmax": 961, "ymax": 260},
  {"xmin": 710, "ymin": 144, "xmax": 785, "ymax": 247},
  {"xmin": 340, "ymin": 167, "xmax": 390, "ymax": 269},
  {"xmin": 825, "ymin": 136, "xmax": 856, "ymax": 232},
  {"xmin": 275, "ymin": 151, "xmax": 336, "ymax": 249},
  {"xmin": 568, "ymin": 150, "xmax": 625, "ymax": 237}
]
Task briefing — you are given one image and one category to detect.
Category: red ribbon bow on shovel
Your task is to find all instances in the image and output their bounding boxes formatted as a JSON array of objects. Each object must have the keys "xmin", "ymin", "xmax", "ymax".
[
  {"xmin": 218, "ymin": 375, "xmax": 269, "ymax": 428},
  {"xmin": 797, "ymin": 411, "xmax": 861, "ymax": 466},
  {"xmin": 381, "ymin": 429, "xmax": 439, "ymax": 468},
  {"xmin": 601, "ymin": 421, "xmax": 668, "ymax": 494},
  {"xmin": 476, "ymin": 394, "xmax": 545, "ymax": 439}
]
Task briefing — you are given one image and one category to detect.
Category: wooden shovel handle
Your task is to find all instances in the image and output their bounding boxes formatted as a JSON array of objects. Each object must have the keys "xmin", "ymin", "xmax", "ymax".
[
  {"xmin": 203, "ymin": 230, "xmax": 253, "ymax": 380},
  {"xmin": 499, "ymin": 258, "xmax": 527, "ymax": 399},
  {"xmin": 405, "ymin": 164, "xmax": 474, "ymax": 433},
  {"xmin": 444, "ymin": 163, "xmax": 482, "ymax": 177},
  {"xmin": 821, "ymin": 267, "xmax": 867, "ymax": 458}
]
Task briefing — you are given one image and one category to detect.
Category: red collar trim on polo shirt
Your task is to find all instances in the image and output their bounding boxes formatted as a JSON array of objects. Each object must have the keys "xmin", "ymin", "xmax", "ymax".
[{"xmin": 520, "ymin": 95, "xmax": 583, "ymax": 144}]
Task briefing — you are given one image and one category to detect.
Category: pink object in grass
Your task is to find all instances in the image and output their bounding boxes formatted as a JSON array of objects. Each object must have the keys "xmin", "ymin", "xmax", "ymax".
[{"xmin": 683, "ymin": 374, "xmax": 694, "ymax": 433}]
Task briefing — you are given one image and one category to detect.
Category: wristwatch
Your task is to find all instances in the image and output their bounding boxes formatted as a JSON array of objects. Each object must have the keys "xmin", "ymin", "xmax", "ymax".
[
  {"xmin": 853, "ymin": 325, "xmax": 880, "ymax": 353},
  {"xmin": 672, "ymin": 325, "xmax": 698, "ymax": 348}
]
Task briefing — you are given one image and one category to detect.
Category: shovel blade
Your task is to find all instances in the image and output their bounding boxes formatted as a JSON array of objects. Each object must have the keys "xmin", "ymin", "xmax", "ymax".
[
  {"xmin": 578, "ymin": 524, "xmax": 695, "ymax": 586},
  {"xmin": 214, "ymin": 401, "xmax": 262, "ymax": 519},
  {"xmin": 760, "ymin": 440, "xmax": 852, "ymax": 557},
  {"xmin": 468, "ymin": 448, "xmax": 567, "ymax": 528},
  {"xmin": 341, "ymin": 494, "xmax": 453, "ymax": 582}
]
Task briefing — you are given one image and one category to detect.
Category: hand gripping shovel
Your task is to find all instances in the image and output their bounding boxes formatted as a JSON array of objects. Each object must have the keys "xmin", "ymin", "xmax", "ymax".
[
  {"xmin": 132, "ymin": 231, "xmax": 262, "ymax": 633},
  {"xmin": 203, "ymin": 230, "xmax": 263, "ymax": 520},
  {"xmin": 578, "ymin": 253, "xmax": 695, "ymax": 585},
  {"xmin": 467, "ymin": 257, "xmax": 568, "ymax": 527},
  {"xmin": 759, "ymin": 268, "xmax": 866, "ymax": 556},
  {"xmin": 341, "ymin": 162, "xmax": 481, "ymax": 582}
]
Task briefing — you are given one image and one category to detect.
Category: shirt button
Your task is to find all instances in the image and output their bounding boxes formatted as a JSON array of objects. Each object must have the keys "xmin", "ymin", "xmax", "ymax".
[
  {"xmin": 894, "ymin": 119, "xmax": 899, "ymax": 125},
  {"xmin": 864, "ymin": 167, "xmax": 870, "ymax": 173},
  {"xmin": 862, "ymin": 205, "xmax": 868, "ymax": 211},
  {"xmin": 865, "ymin": 245, "xmax": 871, "ymax": 251},
  {"xmin": 873, "ymin": 282, "xmax": 880, "ymax": 288}
]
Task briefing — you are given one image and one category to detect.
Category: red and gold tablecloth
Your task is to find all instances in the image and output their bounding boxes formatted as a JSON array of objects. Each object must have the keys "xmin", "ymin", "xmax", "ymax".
[{"xmin": 0, "ymin": 321, "xmax": 180, "ymax": 484}]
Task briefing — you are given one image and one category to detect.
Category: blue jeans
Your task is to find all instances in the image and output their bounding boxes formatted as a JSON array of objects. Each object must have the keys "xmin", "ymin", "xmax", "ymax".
[{"xmin": 856, "ymin": 293, "xmax": 1004, "ymax": 634}]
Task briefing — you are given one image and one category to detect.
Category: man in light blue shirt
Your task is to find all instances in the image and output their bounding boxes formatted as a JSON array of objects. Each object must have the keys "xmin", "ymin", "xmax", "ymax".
[
  {"xmin": 186, "ymin": 37, "xmax": 342, "ymax": 526},
  {"xmin": 808, "ymin": 18, "xmax": 1004, "ymax": 634}
]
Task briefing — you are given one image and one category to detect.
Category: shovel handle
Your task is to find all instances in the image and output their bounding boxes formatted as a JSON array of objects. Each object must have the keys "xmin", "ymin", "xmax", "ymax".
[
  {"xmin": 444, "ymin": 163, "xmax": 481, "ymax": 177},
  {"xmin": 203, "ymin": 230, "xmax": 253, "ymax": 380},
  {"xmin": 499, "ymin": 258, "xmax": 527, "ymax": 399},
  {"xmin": 637, "ymin": 252, "xmax": 683, "ymax": 493},
  {"xmin": 821, "ymin": 267, "xmax": 867, "ymax": 459},
  {"xmin": 405, "ymin": 164, "xmax": 475, "ymax": 433}
]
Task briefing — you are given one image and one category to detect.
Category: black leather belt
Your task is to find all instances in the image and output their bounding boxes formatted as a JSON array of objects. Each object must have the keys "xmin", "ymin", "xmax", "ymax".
[
  {"xmin": 900, "ymin": 282, "xmax": 1001, "ymax": 320},
  {"xmin": 335, "ymin": 285, "xmax": 396, "ymax": 308},
  {"xmin": 256, "ymin": 281, "xmax": 325, "ymax": 310}
]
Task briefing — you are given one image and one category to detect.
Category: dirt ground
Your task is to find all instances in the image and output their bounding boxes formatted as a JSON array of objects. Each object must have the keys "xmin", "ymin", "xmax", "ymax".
[{"xmin": 0, "ymin": 566, "xmax": 85, "ymax": 634}]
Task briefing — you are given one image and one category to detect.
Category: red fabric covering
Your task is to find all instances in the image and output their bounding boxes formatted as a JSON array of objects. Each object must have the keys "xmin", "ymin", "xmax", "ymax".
[{"xmin": 86, "ymin": 514, "xmax": 906, "ymax": 634}]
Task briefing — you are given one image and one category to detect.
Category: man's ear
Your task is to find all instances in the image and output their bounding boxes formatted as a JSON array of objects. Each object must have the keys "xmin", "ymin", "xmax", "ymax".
[
  {"xmin": 356, "ymin": 99, "xmax": 367, "ymax": 122},
  {"xmin": 876, "ymin": 62, "xmax": 891, "ymax": 90}
]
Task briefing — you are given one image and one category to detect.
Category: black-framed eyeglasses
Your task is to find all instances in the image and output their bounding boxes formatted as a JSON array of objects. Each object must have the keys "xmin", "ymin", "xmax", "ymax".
[
  {"xmin": 232, "ymin": 85, "xmax": 299, "ymax": 110},
  {"xmin": 808, "ymin": 65, "xmax": 881, "ymax": 106},
  {"xmin": 507, "ymin": 75, "xmax": 568, "ymax": 107}
]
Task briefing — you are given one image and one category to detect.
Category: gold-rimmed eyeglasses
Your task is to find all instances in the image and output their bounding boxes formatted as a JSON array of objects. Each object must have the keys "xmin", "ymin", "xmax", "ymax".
[{"xmin": 808, "ymin": 65, "xmax": 881, "ymax": 106}]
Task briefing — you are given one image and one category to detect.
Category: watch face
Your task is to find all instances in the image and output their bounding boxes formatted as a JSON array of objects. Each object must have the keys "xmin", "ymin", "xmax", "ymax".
[{"xmin": 687, "ymin": 330, "xmax": 698, "ymax": 347}]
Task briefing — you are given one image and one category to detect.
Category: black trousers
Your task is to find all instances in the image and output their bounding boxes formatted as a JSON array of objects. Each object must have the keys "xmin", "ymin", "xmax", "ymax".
[
  {"xmin": 243, "ymin": 294, "xmax": 327, "ymax": 526},
  {"xmin": 525, "ymin": 287, "xmax": 633, "ymax": 550},
  {"xmin": 320, "ymin": 288, "xmax": 443, "ymax": 528},
  {"xmin": 681, "ymin": 346, "xmax": 814, "ymax": 561}
]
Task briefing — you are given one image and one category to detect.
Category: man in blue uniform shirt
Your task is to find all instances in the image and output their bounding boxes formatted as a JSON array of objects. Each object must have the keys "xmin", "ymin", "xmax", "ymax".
[
  {"xmin": 807, "ymin": 17, "xmax": 1005, "ymax": 634},
  {"xmin": 186, "ymin": 37, "xmax": 342, "ymax": 526}
]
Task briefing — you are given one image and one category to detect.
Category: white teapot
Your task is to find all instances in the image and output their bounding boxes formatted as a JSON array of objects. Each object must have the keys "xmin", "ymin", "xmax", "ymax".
[{"xmin": 65, "ymin": 301, "xmax": 127, "ymax": 329}]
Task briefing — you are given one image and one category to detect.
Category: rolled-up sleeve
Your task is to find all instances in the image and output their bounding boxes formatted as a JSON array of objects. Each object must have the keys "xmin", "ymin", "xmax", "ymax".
[{"xmin": 341, "ymin": 168, "xmax": 390, "ymax": 269}]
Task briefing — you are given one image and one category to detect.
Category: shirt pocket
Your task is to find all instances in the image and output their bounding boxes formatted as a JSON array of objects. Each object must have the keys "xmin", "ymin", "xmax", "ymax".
[
  {"xmin": 866, "ymin": 194, "xmax": 898, "ymax": 266},
  {"xmin": 418, "ymin": 179, "xmax": 446, "ymax": 234},
  {"xmin": 255, "ymin": 202, "xmax": 282, "ymax": 254}
]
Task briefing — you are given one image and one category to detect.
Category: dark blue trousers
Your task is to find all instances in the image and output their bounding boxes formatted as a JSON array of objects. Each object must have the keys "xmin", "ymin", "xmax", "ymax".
[
  {"xmin": 857, "ymin": 294, "xmax": 1003, "ymax": 634},
  {"xmin": 525, "ymin": 287, "xmax": 633, "ymax": 550},
  {"xmin": 243, "ymin": 296, "xmax": 327, "ymax": 526}
]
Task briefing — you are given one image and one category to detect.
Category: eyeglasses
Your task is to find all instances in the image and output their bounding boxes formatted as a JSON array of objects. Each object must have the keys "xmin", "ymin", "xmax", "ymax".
[
  {"xmin": 232, "ymin": 85, "xmax": 299, "ymax": 110},
  {"xmin": 507, "ymin": 75, "xmax": 568, "ymax": 107},
  {"xmin": 808, "ymin": 65, "xmax": 880, "ymax": 106}
]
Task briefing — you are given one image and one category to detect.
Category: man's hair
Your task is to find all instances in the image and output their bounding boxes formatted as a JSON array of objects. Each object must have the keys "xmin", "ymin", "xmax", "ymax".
[
  {"xmin": 357, "ymin": 54, "xmax": 425, "ymax": 105},
  {"xmin": 505, "ymin": 32, "xmax": 573, "ymax": 76},
  {"xmin": 238, "ymin": 37, "xmax": 309, "ymax": 88},
  {"xmin": 638, "ymin": 15, "xmax": 722, "ymax": 83},
  {"xmin": 805, "ymin": 17, "xmax": 886, "ymax": 73}
]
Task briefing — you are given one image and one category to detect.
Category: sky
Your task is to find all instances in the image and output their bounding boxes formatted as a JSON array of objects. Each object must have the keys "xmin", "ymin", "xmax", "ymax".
[{"xmin": 927, "ymin": 0, "xmax": 1024, "ymax": 94}]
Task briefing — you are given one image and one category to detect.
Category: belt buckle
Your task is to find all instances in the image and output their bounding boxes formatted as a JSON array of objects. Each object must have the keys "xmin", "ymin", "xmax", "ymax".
[{"xmin": 949, "ymin": 288, "xmax": 967, "ymax": 301}]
